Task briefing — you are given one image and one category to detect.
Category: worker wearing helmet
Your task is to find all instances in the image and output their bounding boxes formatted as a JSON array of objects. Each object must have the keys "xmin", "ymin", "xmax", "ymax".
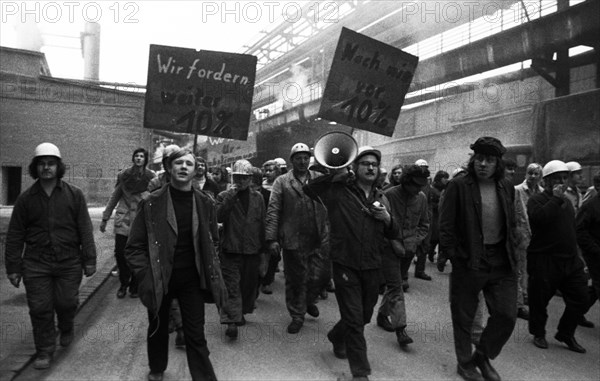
[
  {"xmin": 527, "ymin": 160, "xmax": 589, "ymax": 354},
  {"xmin": 216, "ymin": 160, "xmax": 266, "ymax": 339},
  {"xmin": 5, "ymin": 143, "xmax": 97, "ymax": 370},
  {"xmin": 565, "ymin": 161, "xmax": 584, "ymax": 213},
  {"xmin": 265, "ymin": 142, "xmax": 329, "ymax": 334}
]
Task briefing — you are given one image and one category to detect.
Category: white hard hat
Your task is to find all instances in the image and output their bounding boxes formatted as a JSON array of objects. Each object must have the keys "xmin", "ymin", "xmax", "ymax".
[
  {"xmin": 231, "ymin": 159, "xmax": 253, "ymax": 176},
  {"xmin": 542, "ymin": 160, "xmax": 569, "ymax": 178},
  {"xmin": 415, "ymin": 159, "xmax": 428, "ymax": 167},
  {"xmin": 565, "ymin": 161, "xmax": 582, "ymax": 172},
  {"xmin": 274, "ymin": 158, "xmax": 287, "ymax": 167},
  {"xmin": 34, "ymin": 143, "xmax": 61, "ymax": 158},
  {"xmin": 290, "ymin": 143, "xmax": 311, "ymax": 159}
]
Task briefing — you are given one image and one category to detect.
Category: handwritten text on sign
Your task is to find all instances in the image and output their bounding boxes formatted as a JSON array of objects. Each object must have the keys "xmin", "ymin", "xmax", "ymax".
[
  {"xmin": 318, "ymin": 28, "xmax": 418, "ymax": 137},
  {"xmin": 144, "ymin": 45, "xmax": 257, "ymax": 140}
]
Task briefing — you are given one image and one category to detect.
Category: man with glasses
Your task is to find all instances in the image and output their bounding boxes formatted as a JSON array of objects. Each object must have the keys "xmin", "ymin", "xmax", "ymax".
[
  {"xmin": 304, "ymin": 146, "xmax": 398, "ymax": 381},
  {"xmin": 440, "ymin": 137, "xmax": 518, "ymax": 381}
]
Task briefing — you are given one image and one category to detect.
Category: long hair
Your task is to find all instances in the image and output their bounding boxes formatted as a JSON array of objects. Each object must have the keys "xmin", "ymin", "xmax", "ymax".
[
  {"xmin": 433, "ymin": 170, "xmax": 450, "ymax": 188},
  {"xmin": 132, "ymin": 147, "xmax": 149, "ymax": 168},
  {"xmin": 467, "ymin": 154, "xmax": 505, "ymax": 181},
  {"xmin": 388, "ymin": 164, "xmax": 403, "ymax": 185},
  {"xmin": 28, "ymin": 157, "xmax": 66, "ymax": 180}
]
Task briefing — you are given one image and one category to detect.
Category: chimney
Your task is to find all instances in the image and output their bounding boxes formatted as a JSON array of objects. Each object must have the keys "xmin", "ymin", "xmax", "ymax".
[{"xmin": 81, "ymin": 22, "xmax": 100, "ymax": 81}]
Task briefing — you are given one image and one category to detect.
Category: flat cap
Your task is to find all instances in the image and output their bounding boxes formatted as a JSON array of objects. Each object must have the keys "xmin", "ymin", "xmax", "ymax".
[{"xmin": 470, "ymin": 136, "xmax": 506, "ymax": 157}]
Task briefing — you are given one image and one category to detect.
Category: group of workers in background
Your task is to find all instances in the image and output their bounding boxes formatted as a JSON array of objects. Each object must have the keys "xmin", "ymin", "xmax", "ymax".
[{"xmin": 4, "ymin": 137, "xmax": 599, "ymax": 381}]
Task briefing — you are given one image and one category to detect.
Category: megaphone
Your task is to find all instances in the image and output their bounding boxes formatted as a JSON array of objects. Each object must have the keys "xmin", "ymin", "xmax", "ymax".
[{"xmin": 313, "ymin": 131, "xmax": 358, "ymax": 169}]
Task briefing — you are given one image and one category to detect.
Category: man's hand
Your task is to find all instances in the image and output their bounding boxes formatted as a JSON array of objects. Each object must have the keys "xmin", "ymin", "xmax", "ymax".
[
  {"xmin": 370, "ymin": 204, "xmax": 391, "ymax": 226},
  {"xmin": 8, "ymin": 273, "xmax": 21, "ymax": 288},
  {"xmin": 84, "ymin": 265, "xmax": 96, "ymax": 277},
  {"xmin": 268, "ymin": 241, "xmax": 280, "ymax": 257},
  {"xmin": 99, "ymin": 220, "xmax": 107, "ymax": 233},
  {"xmin": 552, "ymin": 184, "xmax": 566, "ymax": 198}
]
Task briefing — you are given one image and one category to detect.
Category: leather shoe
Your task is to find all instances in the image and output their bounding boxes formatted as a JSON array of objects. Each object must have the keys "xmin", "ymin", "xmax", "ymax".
[
  {"xmin": 472, "ymin": 351, "xmax": 501, "ymax": 381},
  {"xmin": 578, "ymin": 316, "xmax": 595, "ymax": 328},
  {"xmin": 116, "ymin": 287, "xmax": 127, "ymax": 299},
  {"xmin": 225, "ymin": 323, "xmax": 238, "ymax": 339},
  {"xmin": 148, "ymin": 372, "xmax": 163, "ymax": 381},
  {"xmin": 287, "ymin": 319, "xmax": 303, "ymax": 334},
  {"xmin": 307, "ymin": 304, "xmax": 320, "ymax": 318},
  {"xmin": 437, "ymin": 262, "xmax": 446, "ymax": 272},
  {"xmin": 327, "ymin": 330, "xmax": 347, "ymax": 359},
  {"xmin": 555, "ymin": 332, "xmax": 586, "ymax": 353},
  {"xmin": 517, "ymin": 307, "xmax": 529, "ymax": 320},
  {"xmin": 395, "ymin": 328, "xmax": 413, "ymax": 346},
  {"xmin": 33, "ymin": 353, "xmax": 52, "ymax": 370},
  {"xmin": 60, "ymin": 329, "xmax": 74, "ymax": 347},
  {"xmin": 415, "ymin": 272, "xmax": 432, "ymax": 281},
  {"xmin": 402, "ymin": 280, "xmax": 409, "ymax": 292},
  {"xmin": 457, "ymin": 362, "xmax": 484, "ymax": 381},
  {"xmin": 533, "ymin": 336, "xmax": 548, "ymax": 349},
  {"xmin": 376, "ymin": 313, "xmax": 395, "ymax": 332}
]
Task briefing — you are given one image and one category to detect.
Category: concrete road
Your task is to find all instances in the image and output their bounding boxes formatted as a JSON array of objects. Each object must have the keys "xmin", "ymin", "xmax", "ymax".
[{"xmin": 13, "ymin": 259, "xmax": 600, "ymax": 381}]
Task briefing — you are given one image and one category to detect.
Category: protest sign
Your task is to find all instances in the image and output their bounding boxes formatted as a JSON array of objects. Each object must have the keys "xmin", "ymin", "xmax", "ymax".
[
  {"xmin": 144, "ymin": 44, "xmax": 257, "ymax": 140},
  {"xmin": 318, "ymin": 27, "xmax": 418, "ymax": 137}
]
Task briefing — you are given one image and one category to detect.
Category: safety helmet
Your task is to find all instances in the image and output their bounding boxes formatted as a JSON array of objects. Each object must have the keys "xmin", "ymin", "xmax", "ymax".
[
  {"xmin": 355, "ymin": 146, "xmax": 381, "ymax": 163},
  {"xmin": 542, "ymin": 160, "xmax": 569, "ymax": 178},
  {"xmin": 34, "ymin": 143, "xmax": 61, "ymax": 158},
  {"xmin": 274, "ymin": 158, "xmax": 287, "ymax": 168},
  {"xmin": 415, "ymin": 159, "xmax": 429, "ymax": 167},
  {"xmin": 231, "ymin": 159, "xmax": 253, "ymax": 176},
  {"xmin": 565, "ymin": 161, "xmax": 582, "ymax": 172},
  {"xmin": 290, "ymin": 143, "xmax": 311, "ymax": 159}
]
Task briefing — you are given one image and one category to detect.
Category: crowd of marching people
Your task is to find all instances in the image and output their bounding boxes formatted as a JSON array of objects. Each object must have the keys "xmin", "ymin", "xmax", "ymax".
[{"xmin": 4, "ymin": 137, "xmax": 599, "ymax": 381}]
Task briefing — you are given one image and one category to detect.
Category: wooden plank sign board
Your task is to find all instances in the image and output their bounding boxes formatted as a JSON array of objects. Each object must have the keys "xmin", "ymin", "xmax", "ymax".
[
  {"xmin": 318, "ymin": 27, "xmax": 419, "ymax": 137},
  {"xmin": 144, "ymin": 44, "xmax": 257, "ymax": 141}
]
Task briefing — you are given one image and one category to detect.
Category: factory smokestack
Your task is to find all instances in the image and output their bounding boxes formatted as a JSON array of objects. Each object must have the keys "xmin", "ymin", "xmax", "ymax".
[{"xmin": 82, "ymin": 22, "xmax": 100, "ymax": 81}]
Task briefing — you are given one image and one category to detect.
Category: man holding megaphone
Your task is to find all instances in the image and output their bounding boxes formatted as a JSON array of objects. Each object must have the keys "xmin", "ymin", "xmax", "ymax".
[{"xmin": 304, "ymin": 143, "xmax": 399, "ymax": 381}]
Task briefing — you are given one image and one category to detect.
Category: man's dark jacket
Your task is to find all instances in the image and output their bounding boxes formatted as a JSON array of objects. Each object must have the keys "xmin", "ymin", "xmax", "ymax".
[{"xmin": 439, "ymin": 173, "xmax": 517, "ymax": 270}]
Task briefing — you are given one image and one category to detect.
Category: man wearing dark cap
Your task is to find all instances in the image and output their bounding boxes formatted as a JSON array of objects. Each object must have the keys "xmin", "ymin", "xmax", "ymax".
[
  {"xmin": 376, "ymin": 164, "xmax": 430, "ymax": 348},
  {"xmin": 304, "ymin": 146, "xmax": 398, "ymax": 381},
  {"xmin": 440, "ymin": 137, "xmax": 518, "ymax": 381}
]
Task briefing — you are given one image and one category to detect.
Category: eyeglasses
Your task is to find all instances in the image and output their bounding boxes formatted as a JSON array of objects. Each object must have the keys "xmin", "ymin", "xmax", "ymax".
[{"xmin": 358, "ymin": 161, "xmax": 379, "ymax": 168}]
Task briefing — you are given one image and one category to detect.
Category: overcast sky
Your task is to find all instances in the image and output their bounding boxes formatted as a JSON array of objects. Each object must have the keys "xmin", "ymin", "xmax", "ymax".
[{"xmin": 1, "ymin": 1, "xmax": 300, "ymax": 84}]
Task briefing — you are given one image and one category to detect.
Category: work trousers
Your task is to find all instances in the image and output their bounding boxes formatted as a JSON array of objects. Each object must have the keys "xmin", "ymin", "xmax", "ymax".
[
  {"xmin": 328, "ymin": 263, "xmax": 380, "ymax": 378},
  {"xmin": 115, "ymin": 234, "xmax": 137, "ymax": 292},
  {"xmin": 147, "ymin": 267, "xmax": 216, "ymax": 381},
  {"xmin": 450, "ymin": 251, "xmax": 517, "ymax": 366},
  {"xmin": 282, "ymin": 248, "xmax": 330, "ymax": 322},
  {"xmin": 583, "ymin": 252, "xmax": 599, "ymax": 313},
  {"xmin": 22, "ymin": 255, "xmax": 82, "ymax": 355},
  {"xmin": 378, "ymin": 253, "xmax": 407, "ymax": 329},
  {"xmin": 220, "ymin": 252, "xmax": 260, "ymax": 323},
  {"xmin": 527, "ymin": 254, "xmax": 589, "ymax": 338}
]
